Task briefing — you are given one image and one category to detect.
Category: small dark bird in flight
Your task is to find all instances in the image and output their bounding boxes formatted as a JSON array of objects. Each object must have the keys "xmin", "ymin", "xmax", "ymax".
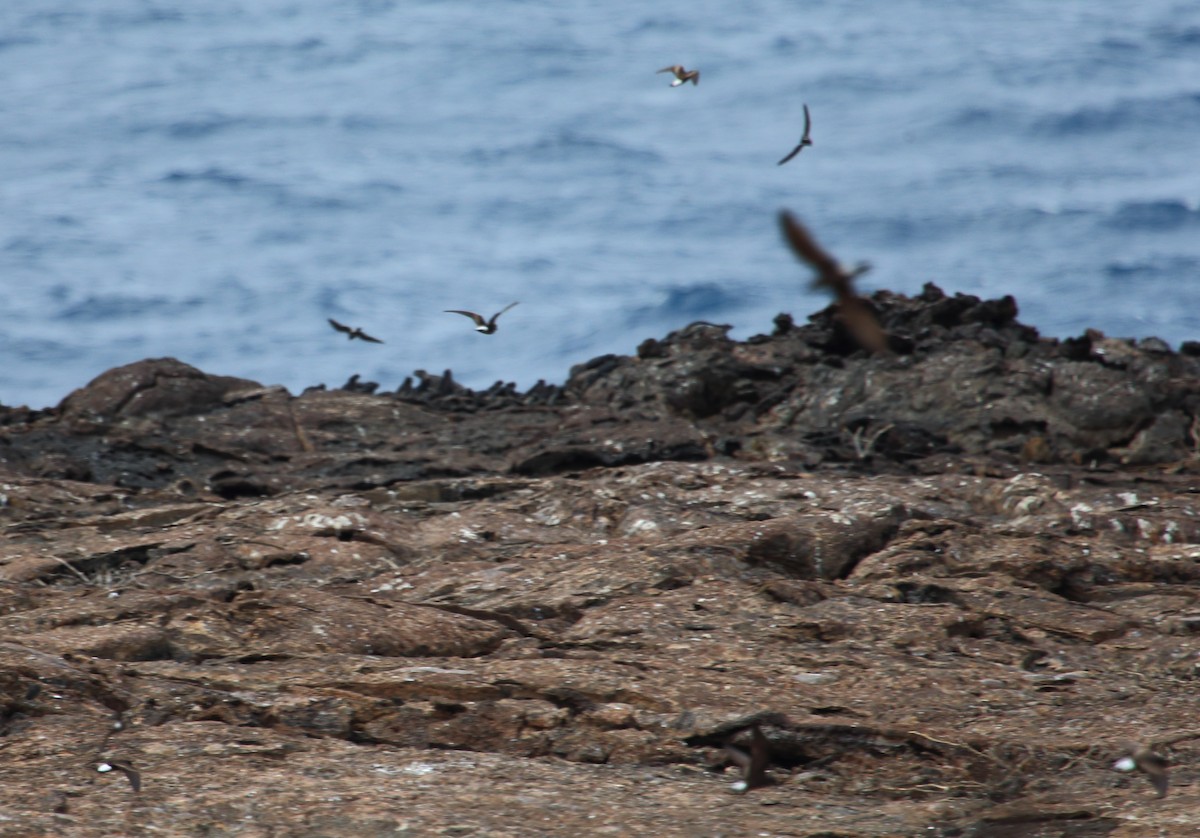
[
  {"xmin": 328, "ymin": 318, "xmax": 383, "ymax": 343},
  {"xmin": 444, "ymin": 302, "xmax": 519, "ymax": 334},
  {"xmin": 657, "ymin": 65, "xmax": 700, "ymax": 86},
  {"xmin": 97, "ymin": 760, "xmax": 142, "ymax": 792},
  {"xmin": 724, "ymin": 723, "xmax": 772, "ymax": 793},
  {"xmin": 777, "ymin": 104, "xmax": 813, "ymax": 165},
  {"xmin": 778, "ymin": 210, "xmax": 889, "ymax": 355},
  {"xmin": 1115, "ymin": 745, "xmax": 1169, "ymax": 798}
]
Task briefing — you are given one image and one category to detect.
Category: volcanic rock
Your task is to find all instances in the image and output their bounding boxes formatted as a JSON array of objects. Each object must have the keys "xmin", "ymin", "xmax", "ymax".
[{"xmin": 0, "ymin": 286, "xmax": 1197, "ymax": 835}]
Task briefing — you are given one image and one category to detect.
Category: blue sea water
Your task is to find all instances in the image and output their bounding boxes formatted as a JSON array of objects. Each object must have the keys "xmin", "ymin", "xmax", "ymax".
[{"xmin": 2, "ymin": 1, "xmax": 1199, "ymax": 408}]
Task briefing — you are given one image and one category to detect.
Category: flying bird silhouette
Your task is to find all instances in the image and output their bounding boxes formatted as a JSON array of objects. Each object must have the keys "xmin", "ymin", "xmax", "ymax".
[
  {"xmin": 657, "ymin": 65, "xmax": 700, "ymax": 86},
  {"xmin": 1115, "ymin": 745, "xmax": 1169, "ymax": 798},
  {"xmin": 444, "ymin": 302, "xmax": 519, "ymax": 335},
  {"xmin": 724, "ymin": 723, "xmax": 772, "ymax": 793},
  {"xmin": 328, "ymin": 318, "xmax": 384, "ymax": 343},
  {"xmin": 97, "ymin": 760, "xmax": 142, "ymax": 792},
  {"xmin": 778, "ymin": 210, "xmax": 889, "ymax": 355},
  {"xmin": 777, "ymin": 104, "xmax": 813, "ymax": 165}
]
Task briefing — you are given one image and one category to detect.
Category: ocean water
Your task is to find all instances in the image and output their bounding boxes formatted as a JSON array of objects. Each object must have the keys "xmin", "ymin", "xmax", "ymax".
[{"xmin": 2, "ymin": 1, "xmax": 1199, "ymax": 409}]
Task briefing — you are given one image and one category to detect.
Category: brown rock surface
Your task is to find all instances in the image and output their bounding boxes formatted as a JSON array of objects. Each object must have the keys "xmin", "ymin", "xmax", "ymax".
[{"xmin": 2, "ymin": 287, "xmax": 1199, "ymax": 835}]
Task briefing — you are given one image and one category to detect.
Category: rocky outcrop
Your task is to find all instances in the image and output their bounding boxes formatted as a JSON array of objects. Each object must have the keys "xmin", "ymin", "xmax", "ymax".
[
  {"xmin": 0, "ymin": 286, "xmax": 1198, "ymax": 835},
  {"xmin": 58, "ymin": 357, "xmax": 263, "ymax": 423}
]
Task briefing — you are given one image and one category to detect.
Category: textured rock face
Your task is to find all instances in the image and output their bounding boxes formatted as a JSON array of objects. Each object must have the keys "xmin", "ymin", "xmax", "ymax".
[
  {"xmin": 1, "ymin": 287, "xmax": 1199, "ymax": 835},
  {"xmin": 57, "ymin": 357, "xmax": 263, "ymax": 422}
]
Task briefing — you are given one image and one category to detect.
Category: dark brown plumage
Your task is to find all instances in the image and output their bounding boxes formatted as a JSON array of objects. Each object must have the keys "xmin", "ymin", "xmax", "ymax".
[
  {"xmin": 657, "ymin": 65, "xmax": 700, "ymax": 86},
  {"xmin": 777, "ymin": 103, "xmax": 813, "ymax": 165},
  {"xmin": 724, "ymin": 723, "xmax": 772, "ymax": 792},
  {"xmin": 328, "ymin": 318, "xmax": 383, "ymax": 343},
  {"xmin": 444, "ymin": 302, "xmax": 519, "ymax": 335},
  {"xmin": 778, "ymin": 210, "xmax": 889, "ymax": 355},
  {"xmin": 1117, "ymin": 745, "xmax": 1169, "ymax": 798},
  {"xmin": 97, "ymin": 759, "xmax": 142, "ymax": 792}
]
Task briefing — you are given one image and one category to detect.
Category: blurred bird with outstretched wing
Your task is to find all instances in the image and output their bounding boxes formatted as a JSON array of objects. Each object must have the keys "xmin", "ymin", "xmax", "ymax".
[
  {"xmin": 777, "ymin": 104, "xmax": 813, "ymax": 165},
  {"xmin": 724, "ymin": 723, "xmax": 772, "ymax": 793},
  {"xmin": 328, "ymin": 318, "xmax": 384, "ymax": 343},
  {"xmin": 444, "ymin": 302, "xmax": 519, "ymax": 335},
  {"xmin": 778, "ymin": 210, "xmax": 889, "ymax": 355}
]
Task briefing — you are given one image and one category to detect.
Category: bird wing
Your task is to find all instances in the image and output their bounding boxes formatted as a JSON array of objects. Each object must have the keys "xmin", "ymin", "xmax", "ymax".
[
  {"xmin": 492, "ymin": 301, "xmax": 520, "ymax": 322},
  {"xmin": 116, "ymin": 763, "xmax": 142, "ymax": 792},
  {"xmin": 745, "ymin": 724, "xmax": 770, "ymax": 789},
  {"xmin": 723, "ymin": 742, "xmax": 751, "ymax": 771},
  {"xmin": 839, "ymin": 295, "xmax": 890, "ymax": 356},
  {"xmin": 778, "ymin": 211, "xmax": 845, "ymax": 286},
  {"xmin": 689, "ymin": 69, "xmax": 700, "ymax": 84},
  {"xmin": 361, "ymin": 332, "xmax": 384, "ymax": 344},
  {"xmin": 1135, "ymin": 750, "xmax": 1170, "ymax": 797},
  {"xmin": 101, "ymin": 760, "xmax": 142, "ymax": 792},
  {"xmin": 780, "ymin": 211, "xmax": 888, "ymax": 354},
  {"xmin": 657, "ymin": 65, "xmax": 681, "ymax": 75},
  {"xmin": 777, "ymin": 145, "xmax": 802, "ymax": 166},
  {"xmin": 328, "ymin": 318, "xmax": 351, "ymax": 334},
  {"xmin": 1147, "ymin": 769, "xmax": 1170, "ymax": 798},
  {"xmin": 723, "ymin": 724, "xmax": 770, "ymax": 788},
  {"xmin": 446, "ymin": 309, "xmax": 486, "ymax": 327},
  {"xmin": 778, "ymin": 105, "xmax": 813, "ymax": 165}
]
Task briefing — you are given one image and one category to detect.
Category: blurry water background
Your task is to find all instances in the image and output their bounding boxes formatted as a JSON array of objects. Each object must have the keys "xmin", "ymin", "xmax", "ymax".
[{"xmin": 2, "ymin": 0, "xmax": 1199, "ymax": 408}]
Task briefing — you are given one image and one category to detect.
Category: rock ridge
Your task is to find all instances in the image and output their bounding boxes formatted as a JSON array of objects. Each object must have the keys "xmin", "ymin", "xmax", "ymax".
[{"xmin": 1, "ymin": 285, "xmax": 1198, "ymax": 835}]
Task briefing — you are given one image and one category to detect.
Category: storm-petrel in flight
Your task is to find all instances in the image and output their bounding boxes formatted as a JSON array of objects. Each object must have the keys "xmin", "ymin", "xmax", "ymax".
[
  {"xmin": 1114, "ymin": 745, "xmax": 1169, "ymax": 798},
  {"xmin": 724, "ymin": 723, "xmax": 772, "ymax": 793},
  {"xmin": 777, "ymin": 104, "xmax": 813, "ymax": 165},
  {"xmin": 97, "ymin": 760, "xmax": 142, "ymax": 792},
  {"xmin": 445, "ymin": 302, "xmax": 519, "ymax": 335},
  {"xmin": 328, "ymin": 318, "xmax": 384, "ymax": 343},
  {"xmin": 779, "ymin": 210, "xmax": 889, "ymax": 355},
  {"xmin": 657, "ymin": 65, "xmax": 700, "ymax": 86}
]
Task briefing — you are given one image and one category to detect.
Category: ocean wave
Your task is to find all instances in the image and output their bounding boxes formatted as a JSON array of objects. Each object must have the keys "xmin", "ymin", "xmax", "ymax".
[
  {"xmin": 96, "ymin": 7, "xmax": 185, "ymax": 27},
  {"xmin": 626, "ymin": 16, "xmax": 699, "ymax": 35},
  {"xmin": 475, "ymin": 129, "xmax": 661, "ymax": 166},
  {"xmin": 3, "ymin": 0, "xmax": 1199, "ymax": 409},
  {"xmin": 1032, "ymin": 92, "xmax": 1200, "ymax": 136},
  {"xmin": 2, "ymin": 233, "xmax": 121, "ymax": 260},
  {"xmin": 627, "ymin": 282, "xmax": 745, "ymax": 326},
  {"xmin": 942, "ymin": 106, "xmax": 1009, "ymax": 130},
  {"xmin": 338, "ymin": 114, "xmax": 403, "ymax": 132},
  {"xmin": 1104, "ymin": 255, "xmax": 1200, "ymax": 281},
  {"xmin": 810, "ymin": 71, "xmax": 918, "ymax": 95},
  {"xmin": 0, "ymin": 336, "xmax": 77, "ymax": 365},
  {"xmin": 160, "ymin": 167, "xmax": 253, "ymax": 188},
  {"xmin": 1151, "ymin": 24, "xmax": 1200, "ymax": 49},
  {"xmin": 129, "ymin": 112, "xmax": 328, "ymax": 141},
  {"xmin": 55, "ymin": 294, "xmax": 203, "ymax": 323},
  {"xmin": 158, "ymin": 167, "xmax": 356, "ymax": 211},
  {"xmin": 0, "ymin": 36, "xmax": 38, "ymax": 51},
  {"xmin": 1102, "ymin": 199, "xmax": 1200, "ymax": 231}
]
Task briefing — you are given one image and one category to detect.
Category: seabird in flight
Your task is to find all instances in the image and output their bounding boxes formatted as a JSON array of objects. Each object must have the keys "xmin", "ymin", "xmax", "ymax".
[
  {"xmin": 444, "ymin": 302, "xmax": 519, "ymax": 335},
  {"xmin": 777, "ymin": 104, "xmax": 813, "ymax": 165},
  {"xmin": 724, "ymin": 723, "xmax": 772, "ymax": 793},
  {"xmin": 1114, "ymin": 745, "xmax": 1169, "ymax": 798},
  {"xmin": 657, "ymin": 65, "xmax": 700, "ymax": 86},
  {"xmin": 328, "ymin": 318, "xmax": 384, "ymax": 344},
  {"xmin": 778, "ymin": 210, "xmax": 889, "ymax": 355}
]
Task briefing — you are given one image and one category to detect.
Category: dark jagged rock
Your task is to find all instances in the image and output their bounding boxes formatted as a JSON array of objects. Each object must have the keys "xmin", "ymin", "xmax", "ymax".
[
  {"xmin": 58, "ymin": 357, "xmax": 262, "ymax": 422},
  {"xmin": 339, "ymin": 374, "xmax": 379, "ymax": 394},
  {"xmin": 5, "ymin": 286, "xmax": 1196, "ymax": 493},
  {"xmin": 1, "ymin": 286, "xmax": 1200, "ymax": 834}
]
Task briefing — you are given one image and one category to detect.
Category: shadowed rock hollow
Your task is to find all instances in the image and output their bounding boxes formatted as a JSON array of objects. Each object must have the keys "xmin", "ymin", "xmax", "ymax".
[{"xmin": 2, "ymin": 285, "xmax": 1199, "ymax": 836}]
